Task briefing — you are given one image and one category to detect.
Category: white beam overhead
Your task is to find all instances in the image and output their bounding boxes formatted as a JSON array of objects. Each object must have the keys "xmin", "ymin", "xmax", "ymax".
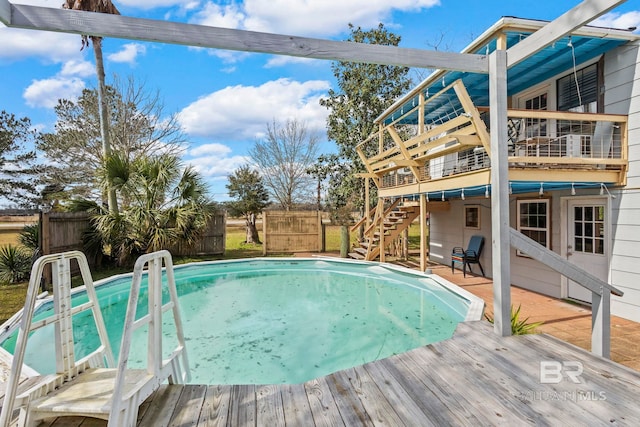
[
  {"xmin": 0, "ymin": 1, "xmax": 488, "ymax": 73},
  {"xmin": 507, "ymin": 0, "xmax": 628, "ymax": 67},
  {"xmin": 0, "ymin": 0, "xmax": 9, "ymax": 26}
]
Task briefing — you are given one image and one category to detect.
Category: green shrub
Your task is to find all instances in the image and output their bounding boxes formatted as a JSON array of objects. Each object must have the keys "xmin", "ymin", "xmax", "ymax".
[
  {"xmin": 485, "ymin": 304, "xmax": 543, "ymax": 335},
  {"xmin": 0, "ymin": 245, "xmax": 31, "ymax": 285},
  {"xmin": 19, "ymin": 223, "xmax": 39, "ymax": 253}
]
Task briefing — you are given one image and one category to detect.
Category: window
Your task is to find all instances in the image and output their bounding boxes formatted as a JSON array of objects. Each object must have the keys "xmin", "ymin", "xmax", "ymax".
[
  {"xmin": 573, "ymin": 205, "xmax": 605, "ymax": 255},
  {"xmin": 517, "ymin": 199, "xmax": 550, "ymax": 256},
  {"xmin": 557, "ymin": 63, "xmax": 598, "ymax": 113},
  {"xmin": 524, "ymin": 92, "xmax": 548, "ymax": 138},
  {"xmin": 464, "ymin": 205, "xmax": 480, "ymax": 229}
]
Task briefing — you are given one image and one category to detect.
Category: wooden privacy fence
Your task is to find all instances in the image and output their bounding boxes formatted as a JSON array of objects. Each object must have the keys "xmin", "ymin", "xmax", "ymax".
[
  {"xmin": 170, "ymin": 213, "xmax": 226, "ymax": 256},
  {"xmin": 262, "ymin": 210, "xmax": 323, "ymax": 255},
  {"xmin": 41, "ymin": 211, "xmax": 92, "ymax": 258},
  {"xmin": 39, "ymin": 212, "xmax": 226, "ymax": 278}
]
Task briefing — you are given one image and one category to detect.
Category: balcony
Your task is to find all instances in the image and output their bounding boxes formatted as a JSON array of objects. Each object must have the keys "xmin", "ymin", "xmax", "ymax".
[{"xmin": 357, "ymin": 80, "xmax": 628, "ymax": 196}]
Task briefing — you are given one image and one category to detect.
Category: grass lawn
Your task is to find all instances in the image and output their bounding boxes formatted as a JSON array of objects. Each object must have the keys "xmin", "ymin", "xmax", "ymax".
[{"xmin": 0, "ymin": 221, "xmax": 423, "ymax": 324}]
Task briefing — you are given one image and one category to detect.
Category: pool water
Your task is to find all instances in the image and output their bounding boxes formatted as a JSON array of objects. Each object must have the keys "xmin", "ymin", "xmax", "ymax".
[{"xmin": 1, "ymin": 259, "xmax": 477, "ymax": 385}]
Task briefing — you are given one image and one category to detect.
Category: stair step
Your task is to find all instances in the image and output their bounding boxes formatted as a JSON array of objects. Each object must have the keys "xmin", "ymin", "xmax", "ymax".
[
  {"xmin": 352, "ymin": 247, "xmax": 367, "ymax": 255},
  {"xmin": 388, "ymin": 212, "xmax": 406, "ymax": 219},
  {"xmin": 348, "ymin": 252, "xmax": 365, "ymax": 260},
  {"xmin": 399, "ymin": 209, "xmax": 417, "ymax": 215}
]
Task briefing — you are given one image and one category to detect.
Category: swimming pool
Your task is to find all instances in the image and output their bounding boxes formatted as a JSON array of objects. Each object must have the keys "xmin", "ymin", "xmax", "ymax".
[{"xmin": 0, "ymin": 258, "xmax": 483, "ymax": 384}]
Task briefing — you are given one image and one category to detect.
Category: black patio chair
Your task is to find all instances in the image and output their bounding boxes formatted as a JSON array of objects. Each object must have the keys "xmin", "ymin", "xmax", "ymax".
[{"xmin": 451, "ymin": 235, "xmax": 485, "ymax": 277}]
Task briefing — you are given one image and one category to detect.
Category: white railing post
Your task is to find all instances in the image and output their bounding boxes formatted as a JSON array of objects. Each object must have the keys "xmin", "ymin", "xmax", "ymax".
[{"xmin": 591, "ymin": 288, "xmax": 611, "ymax": 358}]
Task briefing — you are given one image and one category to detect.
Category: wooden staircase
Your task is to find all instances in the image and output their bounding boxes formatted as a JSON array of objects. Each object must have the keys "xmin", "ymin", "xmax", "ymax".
[{"xmin": 349, "ymin": 200, "xmax": 420, "ymax": 261}]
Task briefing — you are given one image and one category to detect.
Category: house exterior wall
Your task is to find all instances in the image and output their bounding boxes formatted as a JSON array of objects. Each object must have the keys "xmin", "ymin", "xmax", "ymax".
[
  {"xmin": 604, "ymin": 40, "xmax": 640, "ymax": 322},
  {"xmin": 430, "ymin": 40, "xmax": 640, "ymax": 322}
]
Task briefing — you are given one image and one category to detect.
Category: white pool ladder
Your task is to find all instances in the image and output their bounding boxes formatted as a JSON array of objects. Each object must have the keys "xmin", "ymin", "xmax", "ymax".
[{"xmin": 0, "ymin": 250, "xmax": 190, "ymax": 427}]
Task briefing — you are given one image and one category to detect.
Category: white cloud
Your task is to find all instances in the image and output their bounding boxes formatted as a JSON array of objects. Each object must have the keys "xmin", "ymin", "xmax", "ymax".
[
  {"xmin": 23, "ymin": 77, "xmax": 85, "ymax": 108},
  {"xmin": 193, "ymin": 0, "xmax": 440, "ymax": 37},
  {"xmin": 196, "ymin": 3, "xmax": 246, "ymax": 29},
  {"xmin": 60, "ymin": 60, "xmax": 94, "ymax": 77},
  {"xmin": 178, "ymin": 78, "xmax": 330, "ymax": 140},
  {"xmin": 264, "ymin": 56, "xmax": 320, "ymax": 68},
  {"xmin": 0, "ymin": 27, "xmax": 83, "ymax": 62},
  {"xmin": 592, "ymin": 11, "xmax": 640, "ymax": 32},
  {"xmin": 107, "ymin": 43, "xmax": 147, "ymax": 64},
  {"xmin": 190, "ymin": 143, "xmax": 232, "ymax": 157},
  {"xmin": 186, "ymin": 146, "xmax": 248, "ymax": 181}
]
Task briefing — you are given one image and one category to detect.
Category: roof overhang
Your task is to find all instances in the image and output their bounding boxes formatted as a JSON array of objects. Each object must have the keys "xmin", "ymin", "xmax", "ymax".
[{"xmin": 379, "ymin": 17, "xmax": 639, "ymax": 126}]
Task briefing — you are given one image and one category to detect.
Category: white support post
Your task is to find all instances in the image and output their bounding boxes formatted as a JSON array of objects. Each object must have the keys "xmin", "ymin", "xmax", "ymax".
[
  {"xmin": 489, "ymin": 50, "xmax": 512, "ymax": 337},
  {"xmin": 591, "ymin": 289, "xmax": 611, "ymax": 358},
  {"xmin": 420, "ymin": 194, "xmax": 428, "ymax": 272}
]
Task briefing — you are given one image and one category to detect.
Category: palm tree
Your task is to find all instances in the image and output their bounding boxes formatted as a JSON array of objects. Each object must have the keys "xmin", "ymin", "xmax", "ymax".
[
  {"xmin": 93, "ymin": 153, "xmax": 213, "ymax": 266},
  {"xmin": 63, "ymin": 1, "xmax": 120, "ymax": 214}
]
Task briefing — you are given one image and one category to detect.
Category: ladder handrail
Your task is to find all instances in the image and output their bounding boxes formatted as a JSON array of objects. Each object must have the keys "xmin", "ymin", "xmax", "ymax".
[{"xmin": 0, "ymin": 251, "xmax": 115, "ymax": 427}]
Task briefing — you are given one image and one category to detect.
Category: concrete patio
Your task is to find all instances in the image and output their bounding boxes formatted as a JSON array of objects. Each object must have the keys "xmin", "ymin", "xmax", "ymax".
[{"xmin": 396, "ymin": 260, "xmax": 640, "ymax": 372}]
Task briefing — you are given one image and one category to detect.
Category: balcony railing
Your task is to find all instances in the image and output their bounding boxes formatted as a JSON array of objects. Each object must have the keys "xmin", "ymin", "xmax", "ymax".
[
  {"xmin": 359, "ymin": 80, "xmax": 627, "ymax": 191},
  {"xmin": 504, "ymin": 109, "xmax": 626, "ymax": 169}
]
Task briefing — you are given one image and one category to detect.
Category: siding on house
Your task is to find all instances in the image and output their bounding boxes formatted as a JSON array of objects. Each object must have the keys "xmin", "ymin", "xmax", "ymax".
[{"xmin": 605, "ymin": 40, "xmax": 640, "ymax": 321}]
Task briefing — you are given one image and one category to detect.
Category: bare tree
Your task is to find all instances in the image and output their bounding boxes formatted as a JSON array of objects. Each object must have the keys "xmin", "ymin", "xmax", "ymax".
[
  {"xmin": 249, "ymin": 119, "xmax": 320, "ymax": 211},
  {"xmin": 39, "ymin": 77, "xmax": 188, "ymax": 204}
]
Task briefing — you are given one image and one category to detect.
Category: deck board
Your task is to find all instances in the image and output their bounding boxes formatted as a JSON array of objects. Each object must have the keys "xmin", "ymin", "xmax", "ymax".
[
  {"xmin": 325, "ymin": 369, "xmax": 373, "ymax": 426},
  {"xmin": 169, "ymin": 384, "xmax": 207, "ymax": 427},
  {"xmin": 304, "ymin": 377, "xmax": 345, "ymax": 427},
  {"xmin": 196, "ymin": 385, "xmax": 232, "ymax": 427},
  {"xmin": 279, "ymin": 382, "xmax": 313, "ymax": 425},
  {"xmin": 256, "ymin": 385, "xmax": 285, "ymax": 426},
  {"xmin": 339, "ymin": 365, "xmax": 406, "ymax": 426},
  {"xmin": 15, "ymin": 321, "xmax": 640, "ymax": 426}
]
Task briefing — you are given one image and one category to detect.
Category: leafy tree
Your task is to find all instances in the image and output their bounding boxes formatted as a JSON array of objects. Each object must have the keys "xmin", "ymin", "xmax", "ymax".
[
  {"xmin": 39, "ymin": 78, "xmax": 187, "ymax": 205},
  {"xmin": 0, "ymin": 111, "xmax": 42, "ymax": 208},
  {"xmin": 63, "ymin": 0, "xmax": 121, "ymax": 214},
  {"xmin": 226, "ymin": 166, "xmax": 270, "ymax": 244},
  {"xmin": 248, "ymin": 119, "xmax": 319, "ymax": 211},
  {"xmin": 319, "ymin": 23, "xmax": 412, "ymax": 217},
  {"xmin": 87, "ymin": 153, "xmax": 213, "ymax": 266}
]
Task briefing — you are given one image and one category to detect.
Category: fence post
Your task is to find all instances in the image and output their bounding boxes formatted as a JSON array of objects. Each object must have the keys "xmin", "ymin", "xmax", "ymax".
[
  {"xmin": 318, "ymin": 211, "xmax": 323, "ymax": 252},
  {"xmin": 40, "ymin": 211, "xmax": 52, "ymax": 286},
  {"xmin": 262, "ymin": 211, "xmax": 268, "ymax": 256}
]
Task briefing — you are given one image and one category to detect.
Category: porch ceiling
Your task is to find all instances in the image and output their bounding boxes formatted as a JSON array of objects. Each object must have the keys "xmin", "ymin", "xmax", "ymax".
[{"xmin": 384, "ymin": 25, "xmax": 632, "ymax": 126}]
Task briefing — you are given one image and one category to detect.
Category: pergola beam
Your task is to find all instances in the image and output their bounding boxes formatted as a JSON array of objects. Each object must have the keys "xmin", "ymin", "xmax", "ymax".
[
  {"xmin": 507, "ymin": 0, "xmax": 627, "ymax": 67},
  {"xmin": 0, "ymin": 0, "xmax": 9, "ymax": 25},
  {"xmin": 1, "ymin": 1, "xmax": 488, "ymax": 72}
]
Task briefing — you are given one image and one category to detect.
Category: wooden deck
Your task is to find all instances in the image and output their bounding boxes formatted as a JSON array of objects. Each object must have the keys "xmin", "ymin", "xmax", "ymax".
[{"xmin": 5, "ymin": 321, "xmax": 640, "ymax": 426}]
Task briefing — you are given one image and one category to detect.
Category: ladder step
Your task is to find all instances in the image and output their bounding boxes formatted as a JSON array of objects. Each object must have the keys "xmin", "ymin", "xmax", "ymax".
[{"xmin": 348, "ymin": 252, "xmax": 365, "ymax": 260}]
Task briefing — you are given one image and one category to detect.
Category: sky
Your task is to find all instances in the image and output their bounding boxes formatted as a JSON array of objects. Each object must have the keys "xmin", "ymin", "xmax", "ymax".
[{"xmin": 1, "ymin": 0, "xmax": 640, "ymax": 203}]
